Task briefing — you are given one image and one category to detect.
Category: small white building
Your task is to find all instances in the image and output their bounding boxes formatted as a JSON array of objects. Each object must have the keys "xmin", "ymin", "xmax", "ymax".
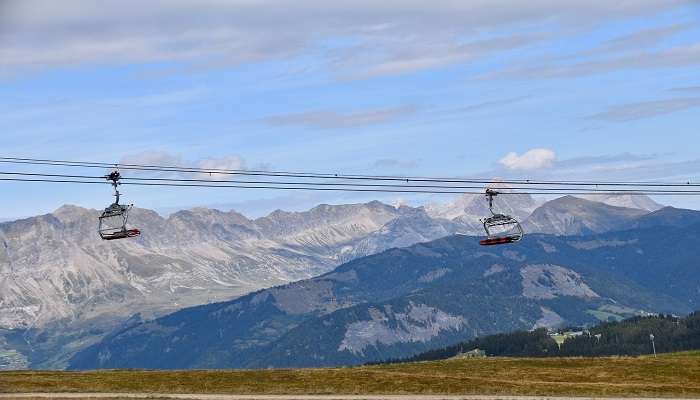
[{"xmin": 453, "ymin": 348, "xmax": 487, "ymax": 358}]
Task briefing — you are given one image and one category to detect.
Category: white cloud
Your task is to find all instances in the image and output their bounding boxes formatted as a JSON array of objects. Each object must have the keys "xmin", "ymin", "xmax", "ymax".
[
  {"xmin": 457, "ymin": 95, "xmax": 531, "ymax": 113},
  {"xmin": 479, "ymin": 42, "xmax": 700, "ymax": 80},
  {"xmin": 195, "ymin": 156, "xmax": 244, "ymax": 171},
  {"xmin": 263, "ymin": 105, "xmax": 417, "ymax": 129},
  {"xmin": 585, "ymin": 97, "xmax": 700, "ymax": 122},
  {"xmin": 372, "ymin": 158, "xmax": 419, "ymax": 169},
  {"xmin": 555, "ymin": 153, "xmax": 657, "ymax": 169},
  {"xmin": 194, "ymin": 156, "xmax": 245, "ymax": 181},
  {"xmin": 119, "ymin": 151, "xmax": 246, "ymax": 180},
  {"xmin": 499, "ymin": 148, "xmax": 556, "ymax": 170},
  {"xmin": 121, "ymin": 150, "xmax": 184, "ymax": 167},
  {"xmin": 598, "ymin": 22, "xmax": 696, "ymax": 53},
  {"xmin": 0, "ymin": 0, "xmax": 688, "ymax": 77}
]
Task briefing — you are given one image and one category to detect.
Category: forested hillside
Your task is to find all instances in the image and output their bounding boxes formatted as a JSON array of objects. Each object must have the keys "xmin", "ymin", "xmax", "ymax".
[{"xmin": 398, "ymin": 312, "xmax": 700, "ymax": 363}]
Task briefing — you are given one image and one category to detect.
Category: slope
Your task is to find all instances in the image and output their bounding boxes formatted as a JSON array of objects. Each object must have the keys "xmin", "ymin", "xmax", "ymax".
[{"xmin": 69, "ymin": 222, "xmax": 700, "ymax": 369}]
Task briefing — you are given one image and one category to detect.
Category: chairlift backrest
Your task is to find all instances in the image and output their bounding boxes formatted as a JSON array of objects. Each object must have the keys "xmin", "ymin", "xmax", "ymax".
[
  {"xmin": 479, "ymin": 188, "xmax": 524, "ymax": 244},
  {"xmin": 483, "ymin": 214, "xmax": 523, "ymax": 240},
  {"xmin": 98, "ymin": 204, "xmax": 132, "ymax": 238},
  {"xmin": 97, "ymin": 169, "xmax": 140, "ymax": 240}
]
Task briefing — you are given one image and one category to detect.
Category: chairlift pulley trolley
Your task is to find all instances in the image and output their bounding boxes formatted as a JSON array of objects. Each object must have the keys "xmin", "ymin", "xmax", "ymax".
[
  {"xmin": 479, "ymin": 188, "xmax": 523, "ymax": 246},
  {"xmin": 98, "ymin": 169, "xmax": 140, "ymax": 240}
]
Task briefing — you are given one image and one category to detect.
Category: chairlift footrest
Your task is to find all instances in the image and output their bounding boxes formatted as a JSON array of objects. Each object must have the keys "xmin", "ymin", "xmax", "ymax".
[{"xmin": 480, "ymin": 236, "xmax": 517, "ymax": 246}]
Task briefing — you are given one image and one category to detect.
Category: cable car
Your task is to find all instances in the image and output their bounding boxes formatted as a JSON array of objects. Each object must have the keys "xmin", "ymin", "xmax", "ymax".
[
  {"xmin": 479, "ymin": 188, "xmax": 523, "ymax": 246},
  {"xmin": 98, "ymin": 170, "xmax": 141, "ymax": 240}
]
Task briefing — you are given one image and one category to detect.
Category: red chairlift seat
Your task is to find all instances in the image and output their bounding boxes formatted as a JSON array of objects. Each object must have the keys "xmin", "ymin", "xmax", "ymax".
[{"xmin": 479, "ymin": 236, "xmax": 517, "ymax": 246}]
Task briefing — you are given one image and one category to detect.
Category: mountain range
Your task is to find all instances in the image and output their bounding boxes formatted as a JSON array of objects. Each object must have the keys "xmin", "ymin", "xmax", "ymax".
[
  {"xmin": 68, "ymin": 206, "xmax": 700, "ymax": 369},
  {"xmin": 0, "ymin": 192, "xmax": 670, "ymax": 368}
]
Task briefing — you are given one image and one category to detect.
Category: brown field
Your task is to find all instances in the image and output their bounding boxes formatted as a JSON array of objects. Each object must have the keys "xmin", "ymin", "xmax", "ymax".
[{"xmin": 1, "ymin": 352, "xmax": 700, "ymax": 398}]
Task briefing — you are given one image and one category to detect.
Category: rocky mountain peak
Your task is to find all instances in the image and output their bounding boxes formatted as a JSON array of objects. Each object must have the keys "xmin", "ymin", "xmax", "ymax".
[
  {"xmin": 52, "ymin": 204, "xmax": 94, "ymax": 223},
  {"xmin": 425, "ymin": 191, "xmax": 540, "ymax": 223},
  {"xmin": 169, "ymin": 207, "xmax": 251, "ymax": 226},
  {"xmin": 524, "ymin": 196, "xmax": 649, "ymax": 235}
]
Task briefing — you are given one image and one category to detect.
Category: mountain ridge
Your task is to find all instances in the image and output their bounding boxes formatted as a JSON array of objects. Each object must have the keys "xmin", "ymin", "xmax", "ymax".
[
  {"xmin": 0, "ymin": 195, "xmax": 672, "ymax": 328},
  {"xmin": 523, "ymin": 196, "xmax": 649, "ymax": 235},
  {"xmin": 68, "ymin": 220, "xmax": 700, "ymax": 370},
  {"xmin": 0, "ymin": 193, "xmax": 549, "ymax": 331},
  {"xmin": 0, "ymin": 194, "xmax": 676, "ymax": 369}
]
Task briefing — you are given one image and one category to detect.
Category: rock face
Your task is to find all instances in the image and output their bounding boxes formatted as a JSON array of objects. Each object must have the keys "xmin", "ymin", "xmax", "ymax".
[
  {"xmin": 337, "ymin": 302, "xmax": 466, "ymax": 356},
  {"xmin": 0, "ymin": 202, "xmax": 404, "ymax": 330},
  {"xmin": 520, "ymin": 264, "xmax": 599, "ymax": 300},
  {"xmin": 0, "ymin": 194, "xmax": 546, "ymax": 332},
  {"xmin": 69, "ymin": 221, "xmax": 700, "ymax": 370}
]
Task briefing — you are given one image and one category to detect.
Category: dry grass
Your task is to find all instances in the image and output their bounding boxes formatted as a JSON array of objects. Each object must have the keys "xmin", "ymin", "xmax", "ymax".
[{"xmin": 1, "ymin": 352, "xmax": 700, "ymax": 397}]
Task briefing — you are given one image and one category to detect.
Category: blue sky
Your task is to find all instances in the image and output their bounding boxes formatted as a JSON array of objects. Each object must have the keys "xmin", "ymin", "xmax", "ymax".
[{"xmin": 1, "ymin": 0, "xmax": 700, "ymax": 219}]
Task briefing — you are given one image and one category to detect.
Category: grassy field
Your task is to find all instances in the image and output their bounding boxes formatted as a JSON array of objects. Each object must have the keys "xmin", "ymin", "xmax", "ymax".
[{"xmin": 1, "ymin": 352, "xmax": 700, "ymax": 397}]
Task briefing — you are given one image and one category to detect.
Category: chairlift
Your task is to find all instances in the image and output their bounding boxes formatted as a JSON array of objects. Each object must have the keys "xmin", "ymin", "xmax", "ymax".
[
  {"xmin": 479, "ymin": 188, "xmax": 523, "ymax": 246},
  {"xmin": 98, "ymin": 170, "xmax": 140, "ymax": 240}
]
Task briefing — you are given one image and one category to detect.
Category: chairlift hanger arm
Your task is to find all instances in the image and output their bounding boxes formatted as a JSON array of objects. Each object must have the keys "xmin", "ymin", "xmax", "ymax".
[
  {"xmin": 485, "ymin": 188, "xmax": 499, "ymax": 215},
  {"xmin": 106, "ymin": 169, "xmax": 122, "ymax": 204}
]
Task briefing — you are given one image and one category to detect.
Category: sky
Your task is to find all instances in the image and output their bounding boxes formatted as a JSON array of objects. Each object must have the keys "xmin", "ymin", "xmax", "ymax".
[{"xmin": 1, "ymin": 0, "xmax": 700, "ymax": 219}]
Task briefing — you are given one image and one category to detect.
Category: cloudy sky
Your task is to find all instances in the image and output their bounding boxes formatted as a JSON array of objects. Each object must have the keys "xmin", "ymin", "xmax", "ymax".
[{"xmin": 1, "ymin": 0, "xmax": 700, "ymax": 218}]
